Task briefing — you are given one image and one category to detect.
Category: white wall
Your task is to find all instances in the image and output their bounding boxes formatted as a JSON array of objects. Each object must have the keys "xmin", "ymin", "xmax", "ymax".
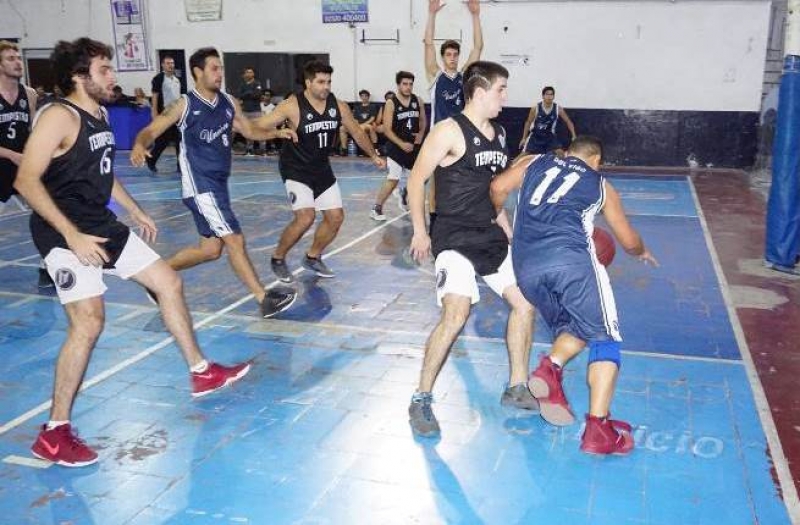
[{"xmin": 0, "ymin": 0, "xmax": 771, "ymax": 111}]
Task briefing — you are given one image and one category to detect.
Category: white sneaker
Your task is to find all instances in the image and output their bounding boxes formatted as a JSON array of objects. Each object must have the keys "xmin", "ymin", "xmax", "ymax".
[{"xmin": 370, "ymin": 208, "xmax": 387, "ymax": 221}]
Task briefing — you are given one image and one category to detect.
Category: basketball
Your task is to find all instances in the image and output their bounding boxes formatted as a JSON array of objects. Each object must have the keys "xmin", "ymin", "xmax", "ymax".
[{"xmin": 593, "ymin": 227, "xmax": 616, "ymax": 266}]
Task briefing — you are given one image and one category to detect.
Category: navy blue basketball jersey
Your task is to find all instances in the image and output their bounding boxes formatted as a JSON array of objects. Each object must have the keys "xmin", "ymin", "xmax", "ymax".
[
  {"xmin": 513, "ymin": 153, "xmax": 605, "ymax": 272},
  {"xmin": 430, "ymin": 70, "xmax": 463, "ymax": 128},
  {"xmin": 530, "ymin": 102, "xmax": 558, "ymax": 138},
  {"xmin": 178, "ymin": 90, "xmax": 235, "ymax": 197}
]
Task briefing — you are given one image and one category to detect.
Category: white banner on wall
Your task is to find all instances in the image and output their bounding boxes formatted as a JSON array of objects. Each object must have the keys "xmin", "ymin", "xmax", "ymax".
[
  {"xmin": 110, "ymin": 0, "xmax": 150, "ymax": 71},
  {"xmin": 185, "ymin": 0, "xmax": 223, "ymax": 22}
]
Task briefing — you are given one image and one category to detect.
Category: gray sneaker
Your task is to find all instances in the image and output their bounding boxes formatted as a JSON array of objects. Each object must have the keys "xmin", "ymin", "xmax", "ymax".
[
  {"xmin": 260, "ymin": 285, "xmax": 297, "ymax": 318},
  {"xmin": 271, "ymin": 257, "xmax": 295, "ymax": 283},
  {"xmin": 409, "ymin": 392, "xmax": 440, "ymax": 437},
  {"xmin": 303, "ymin": 255, "xmax": 335, "ymax": 278},
  {"xmin": 501, "ymin": 383, "xmax": 540, "ymax": 412}
]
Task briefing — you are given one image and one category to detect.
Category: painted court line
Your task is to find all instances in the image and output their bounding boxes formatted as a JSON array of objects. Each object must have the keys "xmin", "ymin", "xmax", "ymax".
[
  {"xmin": 0, "ymin": 253, "xmax": 40, "ymax": 269},
  {"xmin": 245, "ymin": 316, "xmax": 745, "ymax": 366},
  {"xmin": 688, "ymin": 178, "xmax": 800, "ymax": 521},
  {"xmin": 0, "ymin": 213, "xmax": 408, "ymax": 439},
  {"xmin": 2, "ymin": 455, "xmax": 50, "ymax": 469}
]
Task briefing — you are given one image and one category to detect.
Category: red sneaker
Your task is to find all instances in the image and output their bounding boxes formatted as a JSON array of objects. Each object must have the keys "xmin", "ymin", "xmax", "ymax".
[
  {"xmin": 31, "ymin": 424, "xmax": 98, "ymax": 467},
  {"xmin": 580, "ymin": 414, "xmax": 635, "ymax": 455},
  {"xmin": 191, "ymin": 361, "xmax": 251, "ymax": 398},
  {"xmin": 528, "ymin": 356, "xmax": 575, "ymax": 426}
]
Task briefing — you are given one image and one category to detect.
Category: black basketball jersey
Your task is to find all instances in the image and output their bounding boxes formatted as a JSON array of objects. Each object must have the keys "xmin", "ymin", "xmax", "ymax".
[
  {"xmin": 0, "ymin": 84, "xmax": 32, "ymax": 201},
  {"xmin": 280, "ymin": 91, "xmax": 341, "ymax": 182},
  {"xmin": 30, "ymin": 99, "xmax": 130, "ymax": 265},
  {"xmin": 385, "ymin": 93, "xmax": 421, "ymax": 168},
  {"xmin": 431, "ymin": 113, "xmax": 510, "ymax": 275}
]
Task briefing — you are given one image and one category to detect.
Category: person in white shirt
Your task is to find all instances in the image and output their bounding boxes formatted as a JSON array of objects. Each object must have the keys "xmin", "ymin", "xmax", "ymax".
[{"xmin": 147, "ymin": 56, "xmax": 184, "ymax": 173}]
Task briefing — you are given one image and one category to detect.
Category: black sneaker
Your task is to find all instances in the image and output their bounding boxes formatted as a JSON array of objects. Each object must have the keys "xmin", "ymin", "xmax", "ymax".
[
  {"xmin": 146, "ymin": 159, "xmax": 158, "ymax": 174},
  {"xmin": 409, "ymin": 392, "xmax": 440, "ymax": 437},
  {"xmin": 302, "ymin": 255, "xmax": 334, "ymax": 278},
  {"xmin": 500, "ymin": 383, "xmax": 540, "ymax": 412},
  {"xmin": 260, "ymin": 285, "xmax": 297, "ymax": 318},
  {"xmin": 271, "ymin": 257, "xmax": 295, "ymax": 283},
  {"xmin": 37, "ymin": 267, "xmax": 55, "ymax": 289}
]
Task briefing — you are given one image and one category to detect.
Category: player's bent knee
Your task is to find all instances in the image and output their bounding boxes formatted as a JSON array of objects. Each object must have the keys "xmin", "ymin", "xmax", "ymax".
[
  {"xmin": 588, "ymin": 340, "xmax": 621, "ymax": 368},
  {"xmin": 202, "ymin": 243, "xmax": 224, "ymax": 261},
  {"xmin": 441, "ymin": 300, "xmax": 470, "ymax": 328},
  {"xmin": 162, "ymin": 267, "xmax": 183, "ymax": 293},
  {"xmin": 294, "ymin": 210, "xmax": 316, "ymax": 229},
  {"xmin": 325, "ymin": 210, "xmax": 345, "ymax": 226},
  {"xmin": 70, "ymin": 306, "xmax": 105, "ymax": 340}
]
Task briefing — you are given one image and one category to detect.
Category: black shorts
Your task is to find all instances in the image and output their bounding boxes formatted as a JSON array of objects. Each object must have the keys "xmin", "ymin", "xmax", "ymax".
[
  {"xmin": 279, "ymin": 164, "xmax": 336, "ymax": 199},
  {"xmin": 0, "ymin": 168, "xmax": 17, "ymax": 203},
  {"xmin": 432, "ymin": 219, "xmax": 508, "ymax": 276}
]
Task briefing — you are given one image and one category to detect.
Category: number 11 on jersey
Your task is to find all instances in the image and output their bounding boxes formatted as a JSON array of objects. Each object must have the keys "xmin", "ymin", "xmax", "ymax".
[{"xmin": 529, "ymin": 166, "xmax": 581, "ymax": 205}]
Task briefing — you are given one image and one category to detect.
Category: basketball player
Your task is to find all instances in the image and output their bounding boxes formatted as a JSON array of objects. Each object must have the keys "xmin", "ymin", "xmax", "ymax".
[
  {"xmin": 490, "ymin": 137, "xmax": 658, "ymax": 455},
  {"xmin": 519, "ymin": 86, "xmax": 577, "ymax": 155},
  {"xmin": 424, "ymin": 0, "xmax": 483, "ymax": 229},
  {"xmin": 253, "ymin": 61, "xmax": 386, "ymax": 283},
  {"xmin": 131, "ymin": 47, "xmax": 298, "ymax": 319},
  {"xmin": 339, "ymin": 89, "xmax": 378, "ymax": 156},
  {"xmin": 406, "ymin": 61, "xmax": 537, "ymax": 438},
  {"xmin": 370, "ymin": 71, "xmax": 426, "ymax": 221},
  {"xmin": 0, "ymin": 41, "xmax": 53, "ymax": 288},
  {"xmin": 14, "ymin": 38, "xmax": 252, "ymax": 467}
]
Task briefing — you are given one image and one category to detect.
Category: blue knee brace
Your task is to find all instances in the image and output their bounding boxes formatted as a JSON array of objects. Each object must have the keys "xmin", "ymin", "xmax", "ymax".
[{"xmin": 588, "ymin": 340, "xmax": 621, "ymax": 368}]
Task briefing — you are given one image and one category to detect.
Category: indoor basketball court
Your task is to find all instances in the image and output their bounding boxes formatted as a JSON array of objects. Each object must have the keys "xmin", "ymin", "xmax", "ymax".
[{"xmin": 0, "ymin": 1, "xmax": 799, "ymax": 524}]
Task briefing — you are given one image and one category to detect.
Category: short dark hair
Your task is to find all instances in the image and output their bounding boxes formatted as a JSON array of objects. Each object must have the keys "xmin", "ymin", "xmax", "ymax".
[
  {"xmin": 189, "ymin": 47, "xmax": 220, "ymax": 80},
  {"xmin": 51, "ymin": 38, "xmax": 114, "ymax": 96},
  {"xmin": 463, "ymin": 61, "xmax": 509, "ymax": 100},
  {"xmin": 542, "ymin": 86, "xmax": 555, "ymax": 96},
  {"xmin": 384, "ymin": 90, "xmax": 394, "ymax": 100},
  {"xmin": 395, "ymin": 71, "xmax": 415, "ymax": 85},
  {"xmin": 303, "ymin": 60, "xmax": 333, "ymax": 82},
  {"xmin": 161, "ymin": 55, "xmax": 174, "ymax": 64},
  {"xmin": 358, "ymin": 89, "xmax": 370, "ymax": 97},
  {"xmin": 440, "ymin": 40, "xmax": 460, "ymax": 56},
  {"xmin": 243, "ymin": 66, "xmax": 254, "ymax": 73},
  {"xmin": 112, "ymin": 85, "xmax": 122, "ymax": 93},
  {"xmin": 568, "ymin": 135, "xmax": 603, "ymax": 160}
]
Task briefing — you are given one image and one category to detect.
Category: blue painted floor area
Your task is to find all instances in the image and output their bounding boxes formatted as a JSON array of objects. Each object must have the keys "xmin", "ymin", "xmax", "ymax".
[{"xmin": 0, "ymin": 157, "xmax": 790, "ymax": 524}]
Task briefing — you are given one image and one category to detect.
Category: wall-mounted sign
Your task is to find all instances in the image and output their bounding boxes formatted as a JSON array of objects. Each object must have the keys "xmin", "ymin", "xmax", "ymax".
[{"xmin": 322, "ymin": 0, "xmax": 368, "ymax": 24}]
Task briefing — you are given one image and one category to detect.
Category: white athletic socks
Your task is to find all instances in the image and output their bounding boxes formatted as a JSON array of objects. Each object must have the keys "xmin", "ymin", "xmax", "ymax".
[{"xmin": 191, "ymin": 360, "xmax": 209, "ymax": 374}]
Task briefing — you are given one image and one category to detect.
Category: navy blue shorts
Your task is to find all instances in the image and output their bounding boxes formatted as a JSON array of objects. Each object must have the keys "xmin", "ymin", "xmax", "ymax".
[
  {"xmin": 524, "ymin": 134, "xmax": 562, "ymax": 155},
  {"xmin": 182, "ymin": 191, "xmax": 241, "ymax": 238},
  {"xmin": 517, "ymin": 262, "xmax": 622, "ymax": 343}
]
